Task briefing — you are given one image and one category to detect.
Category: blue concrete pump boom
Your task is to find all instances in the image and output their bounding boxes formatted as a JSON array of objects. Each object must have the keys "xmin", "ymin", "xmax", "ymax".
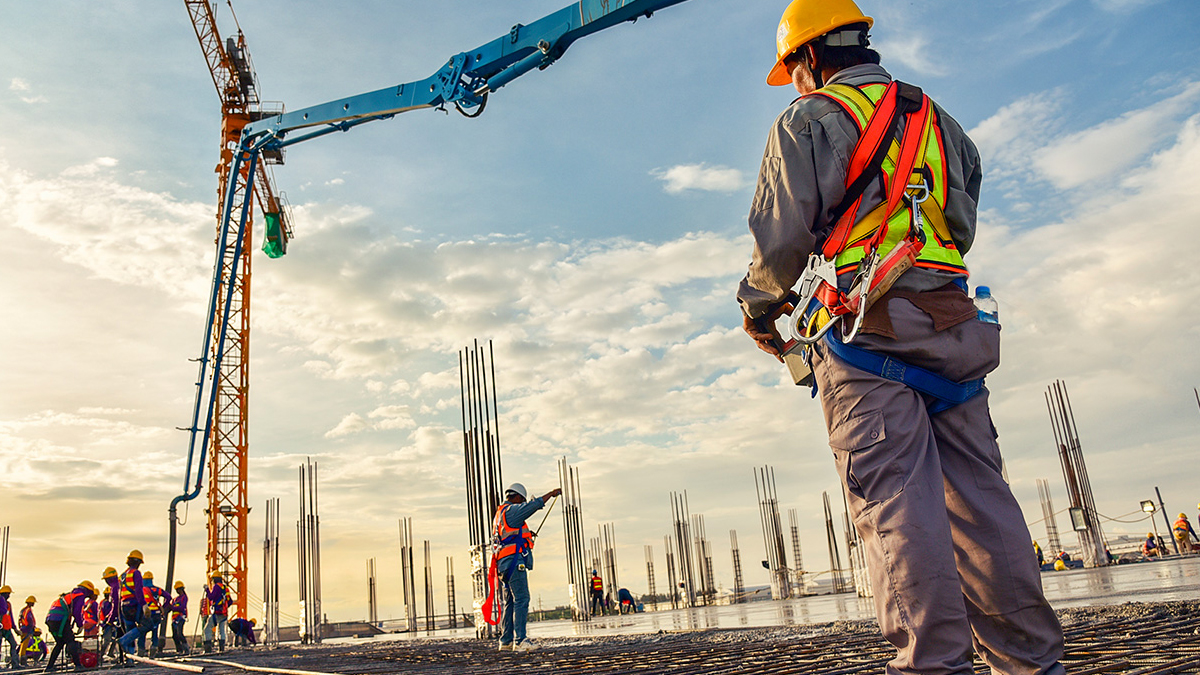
[{"xmin": 166, "ymin": 0, "xmax": 696, "ymax": 606}]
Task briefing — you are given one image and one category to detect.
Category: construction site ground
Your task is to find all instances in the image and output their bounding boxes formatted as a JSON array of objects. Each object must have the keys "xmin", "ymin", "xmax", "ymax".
[{"xmin": 110, "ymin": 557, "xmax": 1200, "ymax": 674}]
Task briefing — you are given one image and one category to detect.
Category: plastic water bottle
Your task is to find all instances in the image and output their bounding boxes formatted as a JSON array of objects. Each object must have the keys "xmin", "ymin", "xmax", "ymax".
[{"xmin": 973, "ymin": 286, "xmax": 1000, "ymax": 325}]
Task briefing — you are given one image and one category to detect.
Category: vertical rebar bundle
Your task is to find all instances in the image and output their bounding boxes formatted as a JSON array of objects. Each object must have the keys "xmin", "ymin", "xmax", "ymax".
[
  {"xmin": 423, "ymin": 541, "xmax": 434, "ymax": 631},
  {"xmin": 1037, "ymin": 478, "xmax": 1064, "ymax": 555},
  {"xmin": 664, "ymin": 535, "xmax": 679, "ymax": 610},
  {"xmin": 755, "ymin": 466, "xmax": 791, "ymax": 600},
  {"xmin": 842, "ymin": 492, "xmax": 871, "ymax": 598},
  {"xmin": 730, "ymin": 530, "xmax": 744, "ymax": 604},
  {"xmin": 558, "ymin": 459, "xmax": 590, "ymax": 621},
  {"xmin": 398, "ymin": 518, "xmax": 417, "ymax": 632},
  {"xmin": 367, "ymin": 558, "xmax": 378, "ymax": 625},
  {"xmin": 823, "ymin": 491, "xmax": 851, "ymax": 594},
  {"xmin": 261, "ymin": 498, "xmax": 279, "ymax": 645},
  {"xmin": 296, "ymin": 459, "xmax": 322, "ymax": 643},
  {"xmin": 1045, "ymin": 380, "xmax": 1108, "ymax": 567},
  {"xmin": 644, "ymin": 545, "xmax": 657, "ymax": 611},
  {"xmin": 787, "ymin": 509, "xmax": 805, "ymax": 596},
  {"xmin": 446, "ymin": 557, "xmax": 457, "ymax": 628},
  {"xmin": 669, "ymin": 492, "xmax": 697, "ymax": 608},
  {"xmin": 600, "ymin": 523, "xmax": 620, "ymax": 608},
  {"xmin": 0, "ymin": 526, "xmax": 8, "ymax": 586},
  {"xmin": 691, "ymin": 514, "xmax": 715, "ymax": 606},
  {"xmin": 459, "ymin": 340, "xmax": 504, "ymax": 638}
]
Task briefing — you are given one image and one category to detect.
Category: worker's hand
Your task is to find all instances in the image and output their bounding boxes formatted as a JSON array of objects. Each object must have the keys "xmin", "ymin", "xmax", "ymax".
[
  {"xmin": 742, "ymin": 304, "xmax": 792, "ymax": 362},
  {"xmin": 543, "ymin": 488, "xmax": 562, "ymax": 502}
]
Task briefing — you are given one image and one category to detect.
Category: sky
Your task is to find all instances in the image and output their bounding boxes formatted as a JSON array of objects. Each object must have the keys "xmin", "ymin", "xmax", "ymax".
[{"xmin": 2, "ymin": 0, "xmax": 1200, "ymax": 631}]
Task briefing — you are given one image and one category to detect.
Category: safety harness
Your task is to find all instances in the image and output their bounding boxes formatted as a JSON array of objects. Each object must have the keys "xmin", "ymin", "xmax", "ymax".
[
  {"xmin": 482, "ymin": 502, "xmax": 535, "ymax": 626},
  {"xmin": 769, "ymin": 79, "xmax": 984, "ymax": 412}
]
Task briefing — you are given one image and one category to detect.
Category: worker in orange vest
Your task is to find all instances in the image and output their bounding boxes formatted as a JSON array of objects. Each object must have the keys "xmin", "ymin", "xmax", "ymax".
[
  {"xmin": 493, "ymin": 482, "xmax": 560, "ymax": 652},
  {"xmin": 169, "ymin": 581, "xmax": 190, "ymax": 655},
  {"xmin": 589, "ymin": 571, "xmax": 604, "ymax": 616},
  {"xmin": 116, "ymin": 550, "xmax": 146, "ymax": 654},
  {"xmin": 0, "ymin": 585, "xmax": 17, "ymax": 668},
  {"xmin": 1173, "ymin": 513, "xmax": 1198, "ymax": 553},
  {"xmin": 204, "ymin": 571, "xmax": 230, "ymax": 653},
  {"xmin": 17, "ymin": 595, "xmax": 36, "ymax": 664},
  {"xmin": 45, "ymin": 581, "xmax": 97, "ymax": 671}
]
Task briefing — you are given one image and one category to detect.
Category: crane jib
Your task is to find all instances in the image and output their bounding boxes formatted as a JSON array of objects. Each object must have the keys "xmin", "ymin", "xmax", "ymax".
[{"xmin": 242, "ymin": 0, "xmax": 694, "ymax": 144}]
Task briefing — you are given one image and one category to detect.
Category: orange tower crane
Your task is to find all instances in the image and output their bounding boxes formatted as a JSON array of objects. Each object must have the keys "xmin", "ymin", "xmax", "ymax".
[{"xmin": 181, "ymin": 0, "xmax": 290, "ymax": 618}]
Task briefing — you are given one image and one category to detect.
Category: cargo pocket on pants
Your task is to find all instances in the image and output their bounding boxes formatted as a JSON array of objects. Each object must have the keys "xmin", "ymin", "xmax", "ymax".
[{"xmin": 830, "ymin": 409, "xmax": 900, "ymax": 506}]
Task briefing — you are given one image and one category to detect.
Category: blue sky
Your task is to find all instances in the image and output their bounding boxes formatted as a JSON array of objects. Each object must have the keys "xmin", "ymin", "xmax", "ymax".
[{"xmin": 2, "ymin": 0, "xmax": 1200, "ymax": 627}]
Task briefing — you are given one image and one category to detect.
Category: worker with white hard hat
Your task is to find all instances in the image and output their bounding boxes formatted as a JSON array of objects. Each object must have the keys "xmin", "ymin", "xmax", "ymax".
[
  {"xmin": 492, "ymin": 482, "xmax": 560, "ymax": 653},
  {"xmin": 737, "ymin": 1, "xmax": 1065, "ymax": 673}
]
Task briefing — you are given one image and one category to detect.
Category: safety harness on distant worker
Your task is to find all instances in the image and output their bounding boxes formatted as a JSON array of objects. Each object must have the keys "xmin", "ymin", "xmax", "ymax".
[{"xmin": 765, "ymin": 78, "xmax": 985, "ymax": 413}]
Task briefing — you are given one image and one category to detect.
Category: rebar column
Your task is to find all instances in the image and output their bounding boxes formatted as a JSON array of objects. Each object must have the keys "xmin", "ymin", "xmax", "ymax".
[
  {"xmin": 670, "ymin": 492, "xmax": 697, "ymax": 607},
  {"xmin": 823, "ymin": 491, "xmax": 851, "ymax": 594},
  {"xmin": 664, "ymin": 535, "xmax": 679, "ymax": 610},
  {"xmin": 1046, "ymin": 380, "xmax": 1108, "ymax": 566},
  {"xmin": 755, "ymin": 466, "xmax": 791, "ymax": 599},
  {"xmin": 730, "ymin": 530, "xmax": 744, "ymax": 604},
  {"xmin": 446, "ymin": 557, "xmax": 457, "ymax": 628},
  {"xmin": 1037, "ymin": 478, "xmax": 1064, "ymax": 556},
  {"xmin": 398, "ymin": 518, "xmax": 417, "ymax": 631},
  {"xmin": 459, "ymin": 340, "xmax": 504, "ymax": 638},
  {"xmin": 558, "ymin": 458, "xmax": 590, "ymax": 621},
  {"xmin": 787, "ymin": 509, "xmax": 805, "ymax": 596},
  {"xmin": 644, "ymin": 545, "xmax": 657, "ymax": 611},
  {"xmin": 367, "ymin": 558, "xmax": 378, "ymax": 625}
]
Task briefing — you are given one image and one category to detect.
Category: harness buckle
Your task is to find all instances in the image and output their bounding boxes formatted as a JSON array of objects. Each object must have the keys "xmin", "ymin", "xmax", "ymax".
[
  {"xmin": 906, "ymin": 177, "xmax": 930, "ymax": 240},
  {"xmin": 784, "ymin": 255, "xmax": 842, "ymax": 350}
]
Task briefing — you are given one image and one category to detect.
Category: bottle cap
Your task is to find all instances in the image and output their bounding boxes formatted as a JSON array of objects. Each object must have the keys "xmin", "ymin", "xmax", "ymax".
[{"xmin": 976, "ymin": 286, "xmax": 991, "ymax": 296}]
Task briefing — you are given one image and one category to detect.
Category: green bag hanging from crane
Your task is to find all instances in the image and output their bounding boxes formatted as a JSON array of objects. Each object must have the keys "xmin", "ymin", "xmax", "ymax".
[{"xmin": 262, "ymin": 211, "xmax": 287, "ymax": 258}]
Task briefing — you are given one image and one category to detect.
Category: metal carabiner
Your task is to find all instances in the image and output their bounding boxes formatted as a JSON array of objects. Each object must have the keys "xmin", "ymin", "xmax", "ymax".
[
  {"xmin": 784, "ymin": 256, "xmax": 842, "ymax": 349},
  {"xmin": 841, "ymin": 251, "xmax": 878, "ymax": 344}
]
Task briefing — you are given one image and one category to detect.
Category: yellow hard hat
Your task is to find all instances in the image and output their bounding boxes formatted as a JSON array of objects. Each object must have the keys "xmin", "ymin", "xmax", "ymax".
[
  {"xmin": 25, "ymin": 596, "xmax": 35, "ymax": 605},
  {"xmin": 1149, "ymin": 532, "xmax": 1156, "ymax": 538},
  {"xmin": 102, "ymin": 566, "xmax": 118, "ymax": 579},
  {"xmin": 143, "ymin": 571, "xmax": 154, "ymax": 581},
  {"xmin": 33, "ymin": 628, "xmax": 41, "ymax": 635},
  {"xmin": 767, "ymin": 0, "xmax": 873, "ymax": 86},
  {"xmin": 79, "ymin": 581, "xmax": 97, "ymax": 596},
  {"xmin": 0, "ymin": 586, "xmax": 11, "ymax": 595},
  {"xmin": 210, "ymin": 571, "xmax": 223, "ymax": 580},
  {"xmin": 174, "ymin": 581, "xmax": 185, "ymax": 590},
  {"xmin": 1180, "ymin": 513, "xmax": 1188, "ymax": 519},
  {"xmin": 128, "ymin": 550, "xmax": 144, "ymax": 562},
  {"xmin": 250, "ymin": 618, "xmax": 257, "ymax": 626}
]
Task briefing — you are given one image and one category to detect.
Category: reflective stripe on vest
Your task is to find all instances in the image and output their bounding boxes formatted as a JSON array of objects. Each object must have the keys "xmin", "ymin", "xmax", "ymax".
[
  {"xmin": 142, "ymin": 586, "xmax": 160, "ymax": 612},
  {"xmin": 811, "ymin": 82, "xmax": 968, "ymax": 277},
  {"xmin": 591, "ymin": 577, "xmax": 603, "ymax": 592},
  {"xmin": 492, "ymin": 503, "xmax": 534, "ymax": 561},
  {"xmin": 119, "ymin": 569, "xmax": 139, "ymax": 603},
  {"xmin": 47, "ymin": 591, "xmax": 83, "ymax": 622}
]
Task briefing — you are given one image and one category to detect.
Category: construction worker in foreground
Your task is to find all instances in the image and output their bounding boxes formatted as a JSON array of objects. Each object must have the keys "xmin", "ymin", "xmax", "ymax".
[
  {"xmin": 168, "ymin": 581, "xmax": 189, "ymax": 655},
  {"xmin": 139, "ymin": 571, "xmax": 165, "ymax": 655},
  {"xmin": 44, "ymin": 580, "xmax": 97, "ymax": 672},
  {"xmin": 737, "ymin": 2, "xmax": 1065, "ymax": 673},
  {"xmin": 0, "ymin": 586, "xmax": 17, "ymax": 668},
  {"xmin": 1173, "ymin": 513, "xmax": 1198, "ymax": 553},
  {"xmin": 116, "ymin": 550, "xmax": 146, "ymax": 654},
  {"xmin": 203, "ymin": 572, "xmax": 229, "ymax": 653},
  {"xmin": 99, "ymin": 567, "xmax": 122, "ymax": 659},
  {"xmin": 493, "ymin": 482, "xmax": 561, "ymax": 652},
  {"xmin": 20, "ymin": 628, "xmax": 46, "ymax": 666},
  {"xmin": 18, "ymin": 595, "xmax": 36, "ymax": 665}
]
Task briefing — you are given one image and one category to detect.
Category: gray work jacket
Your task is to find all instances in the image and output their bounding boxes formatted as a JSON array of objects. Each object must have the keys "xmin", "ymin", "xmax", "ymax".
[{"xmin": 737, "ymin": 64, "xmax": 982, "ymax": 319}]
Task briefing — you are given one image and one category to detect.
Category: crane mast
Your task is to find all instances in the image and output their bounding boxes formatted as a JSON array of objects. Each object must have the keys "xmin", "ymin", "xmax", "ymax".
[{"xmin": 184, "ymin": 0, "xmax": 289, "ymax": 619}]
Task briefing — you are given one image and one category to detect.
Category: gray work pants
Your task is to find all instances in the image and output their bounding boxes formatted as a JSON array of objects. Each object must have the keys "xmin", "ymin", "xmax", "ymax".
[{"xmin": 811, "ymin": 297, "xmax": 1064, "ymax": 675}]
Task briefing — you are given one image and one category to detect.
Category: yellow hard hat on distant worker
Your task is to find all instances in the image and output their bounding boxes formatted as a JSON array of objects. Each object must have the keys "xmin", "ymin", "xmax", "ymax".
[
  {"xmin": 174, "ymin": 581, "xmax": 185, "ymax": 590},
  {"xmin": 128, "ymin": 550, "xmax": 144, "ymax": 562},
  {"xmin": 0, "ymin": 586, "xmax": 10, "ymax": 595},
  {"xmin": 210, "ymin": 571, "xmax": 223, "ymax": 580},
  {"xmin": 1148, "ymin": 532, "xmax": 1156, "ymax": 538},
  {"xmin": 79, "ymin": 581, "xmax": 97, "ymax": 596},
  {"xmin": 767, "ymin": 0, "xmax": 873, "ymax": 86},
  {"xmin": 143, "ymin": 572, "xmax": 154, "ymax": 581},
  {"xmin": 250, "ymin": 619, "xmax": 257, "ymax": 626},
  {"xmin": 1180, "ymin": 513, "xmax": 1188, "ymax": 519},
  {"xmin": 102, "ymin": 567, "xmax": 118, "ymax": 579},
  {"xmin": 24, "ymin": 596, "xmax": 35, "ymax": 605}
]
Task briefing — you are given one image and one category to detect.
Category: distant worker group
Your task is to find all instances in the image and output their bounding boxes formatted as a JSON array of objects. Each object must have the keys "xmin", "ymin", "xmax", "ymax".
[{"xmin": 0, "ymin": 549, "xmax": 258, "ymax": 672}]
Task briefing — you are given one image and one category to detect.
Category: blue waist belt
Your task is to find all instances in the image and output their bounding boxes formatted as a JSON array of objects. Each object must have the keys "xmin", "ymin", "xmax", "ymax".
[{"xmin": 820, "ymin": 333, "xmax": 985, "ymax": 414}]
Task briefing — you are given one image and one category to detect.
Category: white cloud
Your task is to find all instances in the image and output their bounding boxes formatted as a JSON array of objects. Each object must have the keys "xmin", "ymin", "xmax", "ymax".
[
  {"xmin": 651, "ymin": 163, "xmax": 746, "ymax": 195},
  {"xmin": 9, "ymin": 77, "xmax": 47, "ymax": 104},
  {"xmin": 1031, "ymin": 83, "xmax": 1200, "ymax": 190},
  {"xmin": 875, "ymin": 35, "xmax": 948, "ymax": 77}
]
